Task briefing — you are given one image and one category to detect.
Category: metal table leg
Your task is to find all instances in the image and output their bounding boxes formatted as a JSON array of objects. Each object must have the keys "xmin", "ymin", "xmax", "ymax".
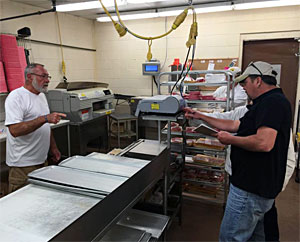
[
  {"xmin": 135, "ymin": 119, "xmax": 138, "ymax": 141},
  {"xmin": 163, "ymin": 171, "xmax": 168, "ymax": 215},
  {"xmin": 296, "ymin": 145, "xmax": 300, "ymax": 183},
  {"xmin": 117, "ymin": 120, "xmax": 121, "ymax": 148},
  {"xmin": 67, "ymin": 124, "xmax": 71, "ymax": 157}
]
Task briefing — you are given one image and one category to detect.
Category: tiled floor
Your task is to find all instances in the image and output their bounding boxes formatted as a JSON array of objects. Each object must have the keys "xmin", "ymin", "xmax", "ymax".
[{"xmin": 167, "ymin": 172, "xmax": 300, "ymax": 241}]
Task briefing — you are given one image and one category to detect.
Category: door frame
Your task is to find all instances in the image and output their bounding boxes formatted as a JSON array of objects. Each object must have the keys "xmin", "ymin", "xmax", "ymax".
[{"xmin": 238, "ymin": 31, "xmax": 300, "ymax": 132}]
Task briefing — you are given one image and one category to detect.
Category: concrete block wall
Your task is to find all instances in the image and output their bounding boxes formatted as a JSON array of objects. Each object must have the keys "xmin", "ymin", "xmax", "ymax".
[
  {"xmin": 1, "ymin": 1, "xmax": 300, "ymax": 127},
  {"xmin": 95, "ymin": 6, "xmax": 300, "ymax": 97},
  {"xmin": 0, "ymin": 0, "xmax": 96, "ymax": 90}
]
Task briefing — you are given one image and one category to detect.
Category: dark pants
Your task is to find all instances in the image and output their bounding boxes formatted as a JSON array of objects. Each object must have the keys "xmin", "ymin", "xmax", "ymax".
[{"xmin": 264, "ymin": 202, "xmax": 279, "ymax": 241}]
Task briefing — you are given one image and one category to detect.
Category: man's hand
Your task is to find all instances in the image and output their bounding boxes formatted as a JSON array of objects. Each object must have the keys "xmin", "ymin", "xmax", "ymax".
[
  {"xmin": 183, "ymin": 107, "xmax": 200, "ymax": 119},
  {"xmin": 50, "ymin": 146, "xmax": 61, "ymax": 163},
  {"xmin": 217, "ymin": 131, "xmax": 234, "ymax": 145},
  {"xmin": 46, "ymin": 112, "xmax": 67, "ymax": 124}
]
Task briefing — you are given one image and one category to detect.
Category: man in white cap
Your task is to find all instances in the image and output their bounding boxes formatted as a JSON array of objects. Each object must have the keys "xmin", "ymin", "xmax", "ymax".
[
  {"xmin": 213, "ymin": 66, "xmax": 248, "ymax": 107},
  {"xmin": 184, "ymin": 61, "xmax": 292, "ymax": 241}
]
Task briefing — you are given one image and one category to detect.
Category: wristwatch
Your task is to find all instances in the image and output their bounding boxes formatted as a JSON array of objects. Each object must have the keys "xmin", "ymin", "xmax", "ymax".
[{"xmin": 44, "ymin": 115, "xmax": 48, "ymax": 123}]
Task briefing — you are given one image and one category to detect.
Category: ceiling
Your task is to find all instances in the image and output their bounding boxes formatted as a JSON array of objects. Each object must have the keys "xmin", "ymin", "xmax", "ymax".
[{"xmin": 11, "ymin": 0, "xmax": 234, "ymax": 19}]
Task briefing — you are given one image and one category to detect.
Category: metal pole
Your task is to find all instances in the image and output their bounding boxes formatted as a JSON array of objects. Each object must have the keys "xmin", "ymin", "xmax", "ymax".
[
  {"xmin": 158, "ymin": 121, "xmax": 161, "ymax": 143},
  {"xmin": 167, "ymin": 121, "xmax": 171, "ymax": 149},
  {"xmin": 163, "ymin": 171, "xmax": 168, "ymax": 215},
  {"xmin": 0, "ymin": 0, "xmax": 56, "ymax": 22},
  {"xmin": 67, "ymin": 123, "xmax": 71, "ymax": 157}
]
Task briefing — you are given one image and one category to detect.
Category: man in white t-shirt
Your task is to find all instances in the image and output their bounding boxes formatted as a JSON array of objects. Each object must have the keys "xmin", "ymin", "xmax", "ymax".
[
  {"xmin": 5, "ymin": 63, "xmax": 66, "ymax": 193},
  {"xmin": 213, "ymin": 67, "xmax": 248, "ymax": 107}
]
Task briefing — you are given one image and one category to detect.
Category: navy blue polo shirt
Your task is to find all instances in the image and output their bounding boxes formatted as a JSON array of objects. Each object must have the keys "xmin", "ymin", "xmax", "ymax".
[{"xmin": 230, "ymin": 88, "xmax": 291, "ymax": 199}]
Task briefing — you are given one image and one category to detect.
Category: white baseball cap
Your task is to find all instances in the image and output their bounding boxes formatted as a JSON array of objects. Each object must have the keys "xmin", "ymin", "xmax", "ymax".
[
  {"xmin": 235, "ymin": 61, "xmax": 277, "ymax": 83},
  {"xmin": 227, "ymin": 66, "xmax": 241, "ymax": 76}
]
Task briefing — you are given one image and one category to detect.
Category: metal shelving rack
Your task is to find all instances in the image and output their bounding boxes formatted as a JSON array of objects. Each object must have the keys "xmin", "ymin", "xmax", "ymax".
[
  {"xmin": 157, "ymin": 70, "xmax": 235, "ymax": 111},
  {"xmin": 162, "ymin": 128, "xmax": 228, "ymax": 205},
  {"xmin": 156, "ymin": 70, "xmax": 235, "ymax": 206}
]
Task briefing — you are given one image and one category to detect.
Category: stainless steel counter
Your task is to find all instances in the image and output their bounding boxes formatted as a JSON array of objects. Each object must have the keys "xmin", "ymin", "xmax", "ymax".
[
  {"xmin": 0, "ymin": 184, "xmax": 99, "ymax": 242},
  {"xmin": 0, "ymin": 139, "xmax": 169, "ymax": 241},
  {"xmin": 0, "ymin": 120, "xmax": 71, "ymax": 156}
]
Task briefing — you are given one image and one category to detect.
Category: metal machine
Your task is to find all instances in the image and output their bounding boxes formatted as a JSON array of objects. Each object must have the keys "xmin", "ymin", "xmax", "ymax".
[
  {"xmin": 46, "ymin": 82, "xmax": 115, "ymax": 155},
  {"xmin": 46, "ymin": 81, "xmax": 114, "ymax": 123},
  {"xmin": 135, "ymin": 95, "xmax": 186, "ymax": 116}
]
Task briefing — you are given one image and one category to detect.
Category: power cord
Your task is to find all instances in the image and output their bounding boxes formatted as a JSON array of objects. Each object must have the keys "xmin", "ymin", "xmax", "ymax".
[{"xmin": 98, "ymin": 0, "xmax": 198, "ymax": 61}]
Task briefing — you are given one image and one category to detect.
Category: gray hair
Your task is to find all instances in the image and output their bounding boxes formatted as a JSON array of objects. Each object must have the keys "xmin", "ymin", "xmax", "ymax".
[{"xmin": 24, "ymin": 63, "xmax": 44, "ymax": 82}]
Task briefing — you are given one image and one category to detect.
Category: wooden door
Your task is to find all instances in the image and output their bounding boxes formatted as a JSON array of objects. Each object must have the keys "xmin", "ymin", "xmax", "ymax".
[{"xmin": 242, "ymin": 38, "xmax": 299, "ymax": 124}]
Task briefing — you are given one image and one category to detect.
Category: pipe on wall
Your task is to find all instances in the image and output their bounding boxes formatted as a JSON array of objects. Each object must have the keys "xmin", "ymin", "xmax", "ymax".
[{"xmin": 0, "ymin": 0, "xmax": 56, "ymax": 22}]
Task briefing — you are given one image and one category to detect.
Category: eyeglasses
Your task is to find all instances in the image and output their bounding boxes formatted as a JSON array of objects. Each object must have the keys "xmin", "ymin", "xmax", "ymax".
[
  {"xmin": 30, "ymin": 73, "xmax": 52, "ymax": 80},
  {"xmin": 248, "ymin": 62, "xmax": 263, "ymax": 76},
  {"xmin": 239, "ymin": 79, "xmax": 248, "ymax": 87}
]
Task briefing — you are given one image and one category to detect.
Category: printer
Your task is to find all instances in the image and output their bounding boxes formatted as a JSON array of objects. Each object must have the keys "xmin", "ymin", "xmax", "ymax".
[
  {"xmin": 46, "ymin": 81, "xmax": 114, "ymax": 123},
  {"xmin": 135, "ymin": 95, "xmax": 186, "ymax": 116}
]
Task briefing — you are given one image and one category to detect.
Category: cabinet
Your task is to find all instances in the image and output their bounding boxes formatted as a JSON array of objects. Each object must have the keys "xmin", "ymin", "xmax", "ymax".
[{"xmin": 156, "ymin": 70, "xmax": 235, "ymax": 205}]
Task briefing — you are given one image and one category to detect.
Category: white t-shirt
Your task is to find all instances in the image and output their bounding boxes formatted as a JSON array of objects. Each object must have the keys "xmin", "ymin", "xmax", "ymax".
[
  {"xmin": 213, "ymin": 84, "xmax": 248, "ymax": 107},
  {"xmin": 5, "ymin": 87, "xmax": 50, "ymax": 167}
]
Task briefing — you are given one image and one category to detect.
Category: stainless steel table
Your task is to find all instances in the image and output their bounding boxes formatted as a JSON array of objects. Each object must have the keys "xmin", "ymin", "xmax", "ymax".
[
  {"xmin": 0, "ymin": 184, "xmax": 100, "ymax": 242},
  {"xmin": 0, "ymin": 119, "xmax": 71, "ymax": 156},
  {"xmin": 0, "ymin": 139, "xmax": 169, "ymax": 241}
]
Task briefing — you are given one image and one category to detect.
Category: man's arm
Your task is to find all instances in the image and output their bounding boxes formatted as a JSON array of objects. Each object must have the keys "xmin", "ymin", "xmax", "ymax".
[
  {"xmin": 8, "ymin": 112, "xmax": 66, "ymax": 137},
  {"xmin": 50, "ymin": 131, "xmax": 61, "ymax": 163},
  {"xmin": 217, "ymin": 126, "xmax": 277, "ymax": 152},
  {"xmin": 184, "ymin": 107, "xmax": 240, "ymax": 133}
]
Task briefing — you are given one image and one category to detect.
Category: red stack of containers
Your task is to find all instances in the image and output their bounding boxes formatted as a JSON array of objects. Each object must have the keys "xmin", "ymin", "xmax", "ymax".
[
  {"xmin": 18, "ymin": 46, "xmax": 27, "ymax": 72},
  {"xmin": 0, "ymin": 34, "xmax": 25, "ymax": 92},
  {"xmin": 0, "ymin": 61, "xmax": 8, "ymax": 93}
]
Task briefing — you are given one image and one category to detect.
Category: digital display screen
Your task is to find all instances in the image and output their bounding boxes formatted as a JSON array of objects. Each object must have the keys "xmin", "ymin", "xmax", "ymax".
[
  {"xmin": 145, "ymin": 65, "xmax": 159, "ymax": 72},
  {"xmin": 103, "ymin": 90, "xmax": 111, "ymax": 95}
]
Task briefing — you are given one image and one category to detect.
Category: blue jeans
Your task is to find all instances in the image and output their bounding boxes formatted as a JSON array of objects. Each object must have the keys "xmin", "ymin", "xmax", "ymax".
[{"xmin": 219, "ymin": 184, "xmax": 274, "ymax": 242}]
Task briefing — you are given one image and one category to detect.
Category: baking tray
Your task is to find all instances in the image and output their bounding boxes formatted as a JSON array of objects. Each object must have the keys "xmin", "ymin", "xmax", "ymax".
[
  {"xmin": 0, "ymin": 184, "xmax": 100, "ymax": 242},
  {"xmin": 59, "ymin": 155, "xmax": 148, "ymax": 178},
  {"xmin": 100, "ymin": 225, "xmax": 151, "ymax": 242},
  {"xmin": 127, "ymin": 140, "xmax": 167, "ymax": 157},
  {"xmin": 87, "ymin": 153, "xmax": 150, "ymax": 168},
  {"xmin": 118, "ymin": 209, "xmax": 169, "ymax": 239},
  {"xmin": 28, "ymin": 166, "xmax": 127, "ymax": 195},
  {"xmin": 28, "ymin": 179, "xmax": 106, "ymax": 199}
]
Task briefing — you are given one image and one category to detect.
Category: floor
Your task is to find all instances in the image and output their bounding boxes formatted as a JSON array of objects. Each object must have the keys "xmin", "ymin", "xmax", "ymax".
[{"xmin": 167, "ymin": 172, "xmax": 300, "ymax": 241}]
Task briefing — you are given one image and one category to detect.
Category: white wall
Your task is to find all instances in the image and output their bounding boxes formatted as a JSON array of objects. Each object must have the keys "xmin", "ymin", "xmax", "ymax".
[
  {"xmin": 95, "ymin": 5, "xmax": 300, "ymax": 95},
  {"xmin": 1, "ymin": 1, "xmax": 300, "ymax": 128},
  {"xmin": 0, "ymin": 0, "xmax": 96, "ymax": 89}
]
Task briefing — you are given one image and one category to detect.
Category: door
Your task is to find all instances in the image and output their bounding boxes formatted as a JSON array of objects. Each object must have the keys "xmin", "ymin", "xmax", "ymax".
[{"xmin": 242, "ymin": 38, "xmax": 299, "ymax": 124}]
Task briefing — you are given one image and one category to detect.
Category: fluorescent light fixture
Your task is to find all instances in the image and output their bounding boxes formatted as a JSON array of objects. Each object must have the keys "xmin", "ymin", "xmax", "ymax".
[
  {"xmin": 96, "ymin": 0, "xmax": 300, "ymax": 22},
  {"xmin": 158, "ymin": 10, "xmax": 183, "ymax": 17},
  {"xmin": 127, "ymin": 0, "xmax": 169, "ymax": 3},
  {"xmin": 56, "ymin": 0, "xmax": 126, "ymax": 12},
  {"xmin": 97, "ymin": 12, "xmax": 159, "ymax": 22},
  {"xmin": 97, "ymin": 5, "xmax": 232, "ymax": 22},
  {"xmin": 195, "ymin": 5, "xmax": 233, "ymax": 13},
  {"xmin": 234, "ymin": 0, "xmax": 300, "ymax": 10}
]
